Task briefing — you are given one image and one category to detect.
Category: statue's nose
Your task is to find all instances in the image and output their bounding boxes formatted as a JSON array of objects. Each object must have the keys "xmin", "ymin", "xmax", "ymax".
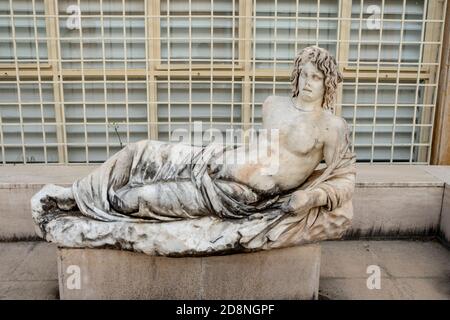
[{"xmin": 304, "ymin": 77, "xmax": 312, "ymax": 87}]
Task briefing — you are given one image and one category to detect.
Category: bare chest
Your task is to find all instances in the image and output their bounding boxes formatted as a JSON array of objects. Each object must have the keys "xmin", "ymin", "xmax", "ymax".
[{"xmin": 264, "ymin": 105, "xmax": 325, "ymax": 155}]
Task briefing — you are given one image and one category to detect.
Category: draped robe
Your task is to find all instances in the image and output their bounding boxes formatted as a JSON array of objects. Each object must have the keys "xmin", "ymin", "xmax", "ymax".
[{"xmin": 32, "ymin": 133, "xmax": 356, "ymax": 256}]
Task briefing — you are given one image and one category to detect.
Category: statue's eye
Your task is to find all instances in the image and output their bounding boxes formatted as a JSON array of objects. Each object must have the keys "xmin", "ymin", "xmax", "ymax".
[{"xmin": 300, "ymin": 71, "xmax": 307, "ymax": 78}]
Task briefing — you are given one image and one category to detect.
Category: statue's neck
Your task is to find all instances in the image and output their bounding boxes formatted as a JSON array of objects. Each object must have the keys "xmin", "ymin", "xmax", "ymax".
[{"xmin": 293, "ymin": 97, "xmax": 323, "ymax": 113}]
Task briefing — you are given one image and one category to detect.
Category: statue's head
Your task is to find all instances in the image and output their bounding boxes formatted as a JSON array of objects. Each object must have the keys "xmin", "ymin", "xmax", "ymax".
[{"xmin": 291, "ymin": 46, "xmax": 343, "ymax": 111}]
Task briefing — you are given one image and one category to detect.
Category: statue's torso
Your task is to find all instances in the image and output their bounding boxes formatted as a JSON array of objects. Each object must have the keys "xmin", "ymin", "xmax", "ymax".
[{"xmin": 214, "ymin": 96, "xmax": 343, "ymax": 193}]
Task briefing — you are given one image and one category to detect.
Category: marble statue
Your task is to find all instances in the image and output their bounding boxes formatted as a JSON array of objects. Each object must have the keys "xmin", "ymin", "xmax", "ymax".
[{"xmin": 31, "ymin": 46, "xmax": 356, "ymax": 256}]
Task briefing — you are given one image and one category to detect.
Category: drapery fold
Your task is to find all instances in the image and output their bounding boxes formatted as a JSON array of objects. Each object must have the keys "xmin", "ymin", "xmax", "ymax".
[{"xmin": 32, "ymin": 135, "xmax": 356, "ymax": 256}]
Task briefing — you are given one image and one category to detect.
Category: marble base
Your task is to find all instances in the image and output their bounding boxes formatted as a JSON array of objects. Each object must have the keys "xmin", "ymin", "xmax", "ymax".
[{"xmin": 57, "ymin": 244, "xmax": 321, "ymax": 300}]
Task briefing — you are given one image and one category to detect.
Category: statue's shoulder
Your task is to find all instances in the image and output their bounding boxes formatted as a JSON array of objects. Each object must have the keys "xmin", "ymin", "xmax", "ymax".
[
  {"xmin": 263, "ymin": 95, "xmax": 290, "ymax": 105},
  {"xmin": 321, "ymin": 112, "xmax": 350, "ymax": 141},
  {"xmin": 262, "ymin": 95, "xmax": 291, "ymax": 114}
]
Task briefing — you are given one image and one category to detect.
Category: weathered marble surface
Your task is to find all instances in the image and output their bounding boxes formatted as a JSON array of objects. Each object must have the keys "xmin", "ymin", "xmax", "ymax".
[{"xmin": 31, "ymin": 46, "xmax": 356, "ymax": 256}]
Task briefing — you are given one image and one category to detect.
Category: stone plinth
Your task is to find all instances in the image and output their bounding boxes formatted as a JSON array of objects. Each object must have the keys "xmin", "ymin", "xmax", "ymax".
[{"xmin": 57, "ymin": 244, "xmax": 321, "ymax": 300}]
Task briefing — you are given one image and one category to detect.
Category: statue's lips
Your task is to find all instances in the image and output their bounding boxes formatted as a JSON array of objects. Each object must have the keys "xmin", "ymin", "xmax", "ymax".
[{"xmin": 302, "ymin": 88, "xmax": 312, "ymax": 93}]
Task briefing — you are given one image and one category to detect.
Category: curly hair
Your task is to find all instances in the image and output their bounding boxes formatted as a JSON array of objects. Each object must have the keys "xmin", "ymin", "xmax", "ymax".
[{"xmin": 291, "ymin": 46, "xmax": 343, "ymax": 111}]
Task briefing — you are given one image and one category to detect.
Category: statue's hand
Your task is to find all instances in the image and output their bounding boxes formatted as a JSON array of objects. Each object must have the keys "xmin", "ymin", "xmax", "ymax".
[
  {"xmin": 281, "ymin": 190, "xmax": 310, "ymax": 214},
  {"xmin": 281, "ymin": 189, "xmax": 327, "ymax": 214}
]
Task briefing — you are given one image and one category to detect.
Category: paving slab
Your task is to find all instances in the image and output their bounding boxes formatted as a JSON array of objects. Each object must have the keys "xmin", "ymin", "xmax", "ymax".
[
  {"xmin": 0, "ymin": 242, "xmax": 58, "ymax": 300},
  {"xmin": 0, "ymin": 281, "xmax": 58, "ymax": 300},
  {"xmin": 320, "ymin": 240, "xmax": 450, "ymax": 300}
]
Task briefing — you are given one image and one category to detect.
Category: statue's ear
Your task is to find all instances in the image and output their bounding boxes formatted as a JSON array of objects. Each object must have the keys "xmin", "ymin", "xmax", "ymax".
[
  {"xmin": 337, "ymin": 70, "xmax": 343, "ymax": 84},
  {"xmin": 331, "ymin": 56, "xmax": 343, "ymax": 84}
]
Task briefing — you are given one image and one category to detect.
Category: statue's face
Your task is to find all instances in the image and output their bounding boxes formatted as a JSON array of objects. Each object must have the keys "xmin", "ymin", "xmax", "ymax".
[{"xmin": 297, "ymin": 61, "xmax": 325, "ymax": 105}]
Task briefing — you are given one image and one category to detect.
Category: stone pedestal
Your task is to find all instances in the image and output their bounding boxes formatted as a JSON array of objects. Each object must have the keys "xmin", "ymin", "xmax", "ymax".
[{"xmin": 57, "ymin": 244, "xmax": 321, "ymax": 300}]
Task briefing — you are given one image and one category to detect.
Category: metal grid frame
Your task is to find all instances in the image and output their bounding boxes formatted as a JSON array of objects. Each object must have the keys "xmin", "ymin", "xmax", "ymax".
[{"xmin": 0, "ymin": 0, "xmax": 447, "ymax": 164}]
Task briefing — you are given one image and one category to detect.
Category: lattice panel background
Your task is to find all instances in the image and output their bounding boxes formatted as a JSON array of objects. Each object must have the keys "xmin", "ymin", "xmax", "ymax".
[{"xmin": 0, "ymin": 0, "xmax": 447, "ymax": 163}]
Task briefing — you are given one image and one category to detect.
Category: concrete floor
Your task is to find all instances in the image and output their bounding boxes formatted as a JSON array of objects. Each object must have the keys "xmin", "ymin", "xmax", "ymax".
[
  {"xmin": 0, "ymin": 242, "xmax": 58, "ymax": 299},
  {"xmin": 320, "ymin": 240, "xmax": 450, "ymax": 300},
  {"xmin": 0, "ymin": 240, "xmax": 448, "ymax": 300}
]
